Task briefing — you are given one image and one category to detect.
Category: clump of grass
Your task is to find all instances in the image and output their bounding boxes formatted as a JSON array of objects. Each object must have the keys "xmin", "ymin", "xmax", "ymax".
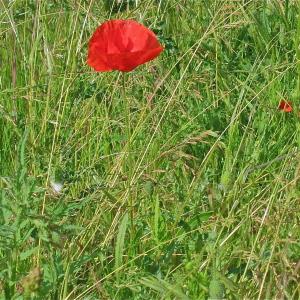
[{"xmin": 0, "ymin": 0, "xmax": 299, "ymax": 299}]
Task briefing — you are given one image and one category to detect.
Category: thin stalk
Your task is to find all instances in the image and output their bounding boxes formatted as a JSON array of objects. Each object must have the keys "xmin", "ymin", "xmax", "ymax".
[
  {"xmin": 122, "ymin": 73, "xmax": 134, "ymax": 233},
  {"xmin": 296, "ymin": 5, "xmax": 300, "ymax": 95}
]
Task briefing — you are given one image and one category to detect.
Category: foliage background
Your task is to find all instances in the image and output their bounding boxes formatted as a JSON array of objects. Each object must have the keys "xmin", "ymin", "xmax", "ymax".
[{"xmin": 0, "ymin": 0, "xmax": 299, "ymax": 299}]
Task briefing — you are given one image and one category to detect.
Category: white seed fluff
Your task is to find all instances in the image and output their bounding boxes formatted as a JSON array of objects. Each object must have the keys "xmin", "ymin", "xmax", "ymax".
[{"xmin": 50, "ymin": 181, "xmax": 63, "ymax": 194}]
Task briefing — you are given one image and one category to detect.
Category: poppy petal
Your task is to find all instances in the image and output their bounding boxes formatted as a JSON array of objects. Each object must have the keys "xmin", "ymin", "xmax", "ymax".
[
  {"xmin": 278, "ymin": 100, "xmax": 293, "ymax": 113},
  {"xmin": 87, "ymin": 48, "xmax": 112, "ymax": 72},
  {"xmin": 87, "ymin": 19, "xmax": 163, "ymax": 72}
]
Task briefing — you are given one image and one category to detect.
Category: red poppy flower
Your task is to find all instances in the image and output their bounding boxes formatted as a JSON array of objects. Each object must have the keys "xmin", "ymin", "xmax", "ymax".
[
  {"xmin": 87, "ymin": 20, "xmax": 163, "ymax": 72},
  {"xmin": 278, "ymin": 100, "xmax": 293, "ymax": 112}
]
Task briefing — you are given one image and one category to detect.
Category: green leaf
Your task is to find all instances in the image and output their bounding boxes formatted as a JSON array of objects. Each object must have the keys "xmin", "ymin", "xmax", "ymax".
[
  {"xmin": 20, "ymin": 246, "xmax": 39, "ymax": 261},
  {"xmin": 198, "ymin": 211, "xmax": 213, "ymax": 222},
  {"xmin": 114, "ymin": 212, "xmax": 129, "ymax": 277},
  {"xmin": 140, "ymin": 276, "xmax": 191, "ymax": 300},
  {"xmin": 217, "ymin": 271, "xmax": 239, "ymax": 293},
  {"xmin": 144, "ymin": 180, "xmax": 154, "ymax": 197},
  {"xmin": 154, "ymin": 196, "xmax": 160, "ymax": 241},
  {"xmin": 19, "ymin": 128, "xmax": 29, "ymax": 168},
  {"xmin": 209, "ymin": 278, "xmax": 225, "ymax": 299},
  {"xmin": 102, "ymin": 189, "xmax": 119, "ymax": 204}
]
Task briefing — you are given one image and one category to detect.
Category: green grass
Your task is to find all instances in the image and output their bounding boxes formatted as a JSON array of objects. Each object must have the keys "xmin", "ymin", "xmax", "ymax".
[{"xmin": 0, "ymin": 0, "xmax": 299, "ymax": 299}]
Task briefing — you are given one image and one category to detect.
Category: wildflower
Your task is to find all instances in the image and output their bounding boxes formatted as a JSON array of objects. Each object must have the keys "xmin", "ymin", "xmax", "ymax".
[
  {"xmin": 87, "ymin": 19, "xmax": 163, "ymax": 72},
  {"xmin": 278, "ymin": 100, "xmax": 292, "ymax": 112}
]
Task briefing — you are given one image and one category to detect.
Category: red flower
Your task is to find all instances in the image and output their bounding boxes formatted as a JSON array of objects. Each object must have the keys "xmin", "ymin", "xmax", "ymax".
[
  {"xmin": 87, "ymin": 20, "xmax": 163, "ymax": 72},
  {"xmin": 278, "ymin": 100, "xmax": 293, "ymax": 112}
]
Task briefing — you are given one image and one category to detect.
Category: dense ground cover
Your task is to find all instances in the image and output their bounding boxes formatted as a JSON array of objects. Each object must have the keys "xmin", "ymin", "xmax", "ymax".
[{"xmin": 0, "ymin": 0, "xmax": 299, "ymax": 299}]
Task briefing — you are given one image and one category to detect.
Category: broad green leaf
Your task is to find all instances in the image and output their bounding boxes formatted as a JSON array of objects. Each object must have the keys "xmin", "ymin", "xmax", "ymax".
[{"xmin": 114, "ymin": 212, "xmax": 129, "ymax": 277}]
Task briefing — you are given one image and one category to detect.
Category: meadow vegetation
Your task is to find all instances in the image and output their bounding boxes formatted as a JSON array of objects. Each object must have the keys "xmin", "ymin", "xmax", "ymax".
[{"xmin": 0, "ymin": 0, "xmax": 299, "ymax": 299}]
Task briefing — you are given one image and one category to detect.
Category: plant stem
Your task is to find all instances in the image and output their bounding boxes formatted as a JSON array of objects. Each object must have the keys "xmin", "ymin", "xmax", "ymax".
[{"xmin": 122, "ymin": 73, "xmax": 134, "ymax": 229}]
